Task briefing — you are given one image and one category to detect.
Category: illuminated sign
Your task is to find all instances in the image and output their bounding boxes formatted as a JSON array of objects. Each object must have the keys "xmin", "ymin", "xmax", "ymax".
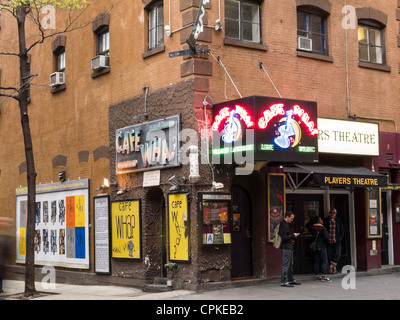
[
  {"xmin": 317, "ymin": 118, "xmax": 379, "ymax": 156},
  {"xmin": 212, "ymin": 96, "xmax": 318, "ymax": 163},
  {"xmin": 115, "ymin": 114, "xmax": 181, "ymax": 174}
]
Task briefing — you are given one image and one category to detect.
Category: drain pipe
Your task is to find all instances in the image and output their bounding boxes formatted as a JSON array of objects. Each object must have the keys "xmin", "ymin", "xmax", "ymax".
[{"xmin": 143, "ymin": 85, "xmax": 149, "ymax": 120}]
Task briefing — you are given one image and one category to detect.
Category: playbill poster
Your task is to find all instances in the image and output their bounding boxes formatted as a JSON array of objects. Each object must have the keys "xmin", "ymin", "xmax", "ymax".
[{"xmin": 16, "ymin": 179, "xmax": 90, "ymax": 269}]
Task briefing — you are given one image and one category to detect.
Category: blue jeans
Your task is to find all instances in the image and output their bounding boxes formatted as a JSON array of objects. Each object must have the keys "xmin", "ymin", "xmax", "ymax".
[
  {"xmin": 281, "ymin": 249, "xmax": 294, "ymax": 284},
  {"xmin": 314, "ymin": 247, "xmax": 328, "ymax": 276},
  {"xmin": 327, "ymin": 241, "xmax": 342, "ymax": 265}
]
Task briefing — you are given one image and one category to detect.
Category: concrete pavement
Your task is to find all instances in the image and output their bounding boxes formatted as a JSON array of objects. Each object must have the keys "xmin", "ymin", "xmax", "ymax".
[{"xmin": 1, "ymin": 269, "xmax": 399, "ymax": 300}]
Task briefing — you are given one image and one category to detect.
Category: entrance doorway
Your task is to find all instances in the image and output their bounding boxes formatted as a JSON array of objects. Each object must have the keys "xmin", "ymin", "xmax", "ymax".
[
  {"xmin": 146, "ymin": 188, "xmax": 167, "ymax": 278},
  {"xmin": 287, "ymin": 193, "xmax": 324, "ymax": 274},
  {"xmin": 329, "ymin": 194, "xmax": 351, "ymax": 269},
  {"xmin": 231, "ymin": 185, "xmax": 253, "ymax": 278},
  {"xmin": 287, "ymin": 192, "xmax": 351, "ymax": 274},
  {"xmin": 381, "ymin": 191, "xmax": 389, "ymax": 265}
]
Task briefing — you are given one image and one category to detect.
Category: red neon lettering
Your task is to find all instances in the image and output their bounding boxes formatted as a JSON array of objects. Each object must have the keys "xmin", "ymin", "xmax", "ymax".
[
  {"xmin": 293, "ymin": 105, "xmax": 318, "ymax": 135},
  {"xmin": 258, "ymin": 103, "xmax": 285, "ymax": 129},
  {"xmin": 212, "ymin": 107, "xmax": 230, "ymax": 131},
  {"xmin": 235, "ymin": 105, "xmax": 254, "ymax": 128},
  {"xmin": 211, "ymin": 105, "xmax": 255, "ymax": 131}
]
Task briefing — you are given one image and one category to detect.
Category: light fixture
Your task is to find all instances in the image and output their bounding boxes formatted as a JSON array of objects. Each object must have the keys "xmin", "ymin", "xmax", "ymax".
[
  {"xmin": 116, "ymin": 189, "xmax": 127, "ymax": 195},
  {"xmin": 58, "ymin": 171, "xmax": 66, "ymax": 183},
  {"xmin": 188, "ymin": 146, "xmax": 201, "ymax": 183},
  {"xmin": 211, "ymin": 181, "xmax": 224, "ymax": 190},
  {"xmin": 215, "ymin": 19, "xmax": 223, "ymax": 31},
  {"xmin": 96, "ymin": 178, "xmax": 110, "ymax": 191}
]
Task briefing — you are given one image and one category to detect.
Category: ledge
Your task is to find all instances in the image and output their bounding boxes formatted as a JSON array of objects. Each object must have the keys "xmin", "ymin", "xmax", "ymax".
[
  {"xmin": 358, "ymin": 61, "xmax": 391, "ymax": 72},
  {"xmin": 51, "ymin": 83, "xmax": 66, "ymax": 94},
  {"xmin": 142, "ymin": 45, "xmax": 165, "ymax": 59},
  {"xmin": 224, "ymin": 38, "xmax": 268, "ymax": 51},
  {"xmin": 296, "ymin": 50, "xmax": 333, "ymax": 62}
]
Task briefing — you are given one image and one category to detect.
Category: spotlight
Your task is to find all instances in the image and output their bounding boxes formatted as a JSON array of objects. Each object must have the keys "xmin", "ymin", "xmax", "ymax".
[
  {"xmin": 58, "ymin": 171, "xmax": 66, "ymax": 183},
  {"xmin": 116, "ymin": 189, "xmax": 127, "ymax": 195},
  {"xmin": 96, "ymin": 178, "xmax": 110, "ymax": 191}
]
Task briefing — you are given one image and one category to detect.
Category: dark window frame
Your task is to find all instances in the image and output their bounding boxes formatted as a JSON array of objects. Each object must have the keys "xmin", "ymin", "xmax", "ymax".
[
  {"xmin": 96, "ymin": 25, "xmax": 110, "ymax": 56},
  {"xmin": 297, "ymin": 7, "xmax": 329, "ymax": 56},
  {"xmin": 147, "ymin": 0, "xmax": 164, "ymax": 51},
  {"xmin": 54, "ymin": 46, "xmax": 65, "ymax": 72},
  {"xmin": 358, "ymin": 20, "xmax": 386, "ymax": 66},
  {"xmin": 225, "ymin": 0, "xmax": 262, "ymax": 44}
]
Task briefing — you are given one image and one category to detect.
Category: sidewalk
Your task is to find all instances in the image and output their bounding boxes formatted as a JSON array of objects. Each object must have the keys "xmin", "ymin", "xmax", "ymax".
[
  {"xmin": 1, "ymin": 266, "xmax": 399, "ymax": 300},
  {"xmin": 0, "ymin": 279, "xmax": 193, "ymax": 300}
]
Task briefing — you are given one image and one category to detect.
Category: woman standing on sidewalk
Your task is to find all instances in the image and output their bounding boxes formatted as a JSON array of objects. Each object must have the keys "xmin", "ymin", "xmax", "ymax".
[{"xmin": 310, "ymin": 216, "xmax": 331, "ymax": 282}]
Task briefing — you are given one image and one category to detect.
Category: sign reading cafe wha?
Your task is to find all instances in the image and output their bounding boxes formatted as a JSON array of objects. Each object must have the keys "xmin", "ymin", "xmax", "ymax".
[
  {"xmin": 212, "ymin": 96, "xmax": 319, "ymax": 163},
  {"xmin": 115, "ymin": 114, "xmax": 181, "ymax": 174}
]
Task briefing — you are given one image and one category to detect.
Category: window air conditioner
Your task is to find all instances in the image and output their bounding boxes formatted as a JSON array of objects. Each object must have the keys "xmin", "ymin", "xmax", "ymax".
[
  {"xmin": 50, "ymin": 72, "xmax": 65, "ymax": 87},
  {"xmin": 298, "ymin": 37, "xmax": 312, "ymax": 52},
  {"xmin": 91, "ymin": 55, "xmax": 110, "ymax": 70}
]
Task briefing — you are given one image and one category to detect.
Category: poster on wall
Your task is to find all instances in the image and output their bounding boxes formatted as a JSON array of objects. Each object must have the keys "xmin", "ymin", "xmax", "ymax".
[
  {"xmin": 199, "ymin": 192, "xmax": 231, "ymax": 245},
  {"xmin": 111, "ymin": 200, "xmax": 141, "ymax": 259},
  {"xmin": 268, "ymin": 174, "xmax": 286, "ymax": 242},
  {"xmin": 16, "ymin": 179, "xmax": 90, "ymax": 269},
  {"xmin": 367, "ymin": 189, "xmax": 382, "ymax": 239},
  {"xmin": 94, "ymin": 195, "xmax": 111, "ymax": 274},
  {"xmin": 168, "ymin": 193, "xmax": 190, "ymax": 262}
]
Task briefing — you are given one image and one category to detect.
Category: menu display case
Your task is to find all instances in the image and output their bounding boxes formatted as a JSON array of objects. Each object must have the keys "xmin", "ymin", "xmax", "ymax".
[{"xmin": 199, "ymin": 192, "xmax": 231, "ymax": 245}]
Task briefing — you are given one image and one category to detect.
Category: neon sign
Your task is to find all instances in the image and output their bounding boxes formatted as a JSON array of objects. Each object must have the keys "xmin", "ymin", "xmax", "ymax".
[
  {"xmin": 258, "ymin": 104, "xmax": 318, "ymax": 136},
  {"xmin": 212, "ymin": 105, "xmax": 255, "ymax": 132},
  {"xmin": 212, "ymin": 96, "xmax": 319, "ymax": 163},
  {"xmin": 258, "ymin": 103, "xmax": 285, "ymax": 129}
]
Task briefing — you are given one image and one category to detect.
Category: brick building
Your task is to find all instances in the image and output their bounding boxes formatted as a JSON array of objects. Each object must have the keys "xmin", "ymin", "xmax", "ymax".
[{"xmin": 0, "ymin": 0, "xmax": 399, "ymax": 289}]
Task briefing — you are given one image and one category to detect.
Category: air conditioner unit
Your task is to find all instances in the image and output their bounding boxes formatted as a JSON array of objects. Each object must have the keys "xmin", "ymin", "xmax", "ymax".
[
  {"xmin": 298, "ymin": 37, "xmax": 312, "ymax": 51},
  {"xmin": 91, "ymin": 55, "xmax": 110, "ymax": 70},
  {"xmin": 50, "ymin": 72, "xmax": 65, "ymax": 87}
]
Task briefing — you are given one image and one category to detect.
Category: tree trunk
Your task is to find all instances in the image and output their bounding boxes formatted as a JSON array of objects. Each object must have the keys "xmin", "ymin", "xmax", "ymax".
[{"xmin": 16, "ymin": 6, "xmax": 37, "ymax": 297}]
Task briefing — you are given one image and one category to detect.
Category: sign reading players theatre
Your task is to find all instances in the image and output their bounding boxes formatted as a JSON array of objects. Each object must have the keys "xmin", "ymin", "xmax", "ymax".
[
  {"xmin": 317, "ymin": 118, "xmax": 379, "ymax": 156},
  {"xmin": 115, "ymin": 114, "xmax": 181, "ymax": 174}
]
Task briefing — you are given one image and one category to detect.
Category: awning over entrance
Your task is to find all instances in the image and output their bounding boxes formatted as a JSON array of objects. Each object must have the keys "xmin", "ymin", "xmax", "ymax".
[{"xmin": 294, "ymin": 164, "xmax": 388, "ymax": 188}]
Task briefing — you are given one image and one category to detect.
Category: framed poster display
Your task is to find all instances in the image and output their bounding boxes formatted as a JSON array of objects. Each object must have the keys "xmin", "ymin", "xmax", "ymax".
[
  {"xmin": 268, "ymin": 174, "xmax": 286, "ymax": 242},
  {"xmin": 168, "ymin": 193, "xmax": 190, "ymax": 262},
  {"xmin": 199, "ymin": 192, "xmax": 231, "ymax": 245},
  {"xmin": 367, "ymin": 189, "xmax": 382, "ymax": 239},
  {"xmin": 16, "ymin": 179, "xmax": 90, "ymax": 269},
  {"xmin": 111, "ymin": 199, "xmax": 142, "ymax": 259},
  {"xmin": 94, "ymin": 195, "xmax": 111, "ymax": 274}
]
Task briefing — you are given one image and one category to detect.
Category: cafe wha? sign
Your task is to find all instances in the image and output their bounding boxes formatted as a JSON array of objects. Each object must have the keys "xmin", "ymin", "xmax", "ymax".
[{"xmin": 115, "ymin": 114, "xmax": 181, "ymax": 174}]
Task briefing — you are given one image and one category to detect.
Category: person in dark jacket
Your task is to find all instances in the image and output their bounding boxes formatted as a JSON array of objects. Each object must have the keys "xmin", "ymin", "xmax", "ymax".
[
  {"xmin": 310, "ymin": 216, "xmax": 331, "ymax": 282},
  {"xmin": 323, "ymin": 208, "xmax": 344, "ymax": 274},
  {"xmin": 0, "ymin": 217, "xmax": 12, "ymax": 293},
  {"xmin": 279, "ymin": 211, "xmax": 300, "ymax": 287}
]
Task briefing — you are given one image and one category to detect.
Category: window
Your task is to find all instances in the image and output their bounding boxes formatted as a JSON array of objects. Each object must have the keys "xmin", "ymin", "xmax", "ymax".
[
  {"xmin": 147, "ymin": 1, "xmax": 164, "ymax": 50},
  {"xmin": 97, "ymin": 27, "xmax": 110, "ymax": 56},
  {"xmin": 225, "ymin": 0, "xmax": 261, "ymax": 43},
  {"xmin": 55, "ymin": 48, "xmax": 65, "ymax": 72},
  {"xmin": 297, "ymin": 10, "xmax": 328, "ymax": 55},
  {"xmin": 358, "ymin": 24, "xmax": 384, "ymax": 65}
]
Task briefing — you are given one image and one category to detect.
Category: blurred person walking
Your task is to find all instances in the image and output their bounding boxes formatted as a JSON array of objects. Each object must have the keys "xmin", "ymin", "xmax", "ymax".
[{"xmin": 0, "ymin": 217, "xmax": 12, "ymax": 293}]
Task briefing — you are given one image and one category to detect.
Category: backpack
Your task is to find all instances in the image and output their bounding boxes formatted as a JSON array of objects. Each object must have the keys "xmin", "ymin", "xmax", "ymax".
[{"xmin": 272, "ymin": 224, "xmax": 281, "ymax": 249}]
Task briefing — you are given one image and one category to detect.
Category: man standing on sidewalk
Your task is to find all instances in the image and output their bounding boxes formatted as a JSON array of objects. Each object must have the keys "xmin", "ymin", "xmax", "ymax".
[
  {"xmin": 279, "ymin": 211, "xmax": 301, "ymax": 287},
  {"xmin": 324, "ymin": 208, "xmax": 344, "ymax": 274}
]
